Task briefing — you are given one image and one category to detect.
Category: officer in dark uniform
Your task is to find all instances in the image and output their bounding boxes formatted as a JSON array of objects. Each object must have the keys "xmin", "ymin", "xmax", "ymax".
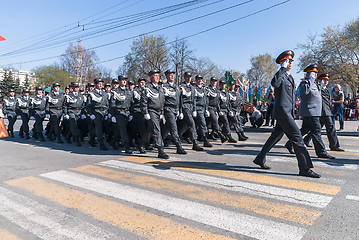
[
  {"xmin": 86, "ymin": 78, "xmax": 110, "ymax": 150},
  {"xmin": 193, "ymin": 75, "xmax": 212, "ymax": 147},
  {"xmin": 141, "ymin": 69, "xmax": 169, "ymax": 159},
  {"xmin": 131, "ymin": 78, "xmax": 148, "ymax": 153},
  {"xmin": 162, "ymin": 69, "xmax": 187, "ymax": 154},
  {"xmin": 30, "ymin": 86, "xmax": 47, "ymax": 141},
  {"xmin": 218, "ymin": 79, "xmax": 237, "ymax": 143},
  {"xmin": 206, "ymin": 77, "xmax": 227, "ymax": 142},
  {"xmin": 63, "ymin": 82, "xmax": 85, "ymax": 146},
  {"xmin": 109, "ymin": 74, "xmax": 133, "ymax": 153},
  {"xmin": 16, "ymin": 89, "xmax": 31, "ymax": 139},
  {"xmin": 3, "ymin": 88, "xmax": 17, "ymax": 137},
  {"xmin": 253, "ymin": 50, "xmax": 320, "ymax": 178},
  {"xmin": 284, "ymin": 65, "xmax": 335, "ymax": 159},
  {"xmin": 179, "ymin": 72, "xmax": 203, "ymax": 151},
  {"xmin": 302, "ymin": 74, "xmax": 344, "ymax": 151},
  {"xmin": 228, "ymin": 81, "xmax": 248, "ymax": 141},
  {"xmin": 45, "ymin": 83, "xmax": 65, "ymax": 143}
]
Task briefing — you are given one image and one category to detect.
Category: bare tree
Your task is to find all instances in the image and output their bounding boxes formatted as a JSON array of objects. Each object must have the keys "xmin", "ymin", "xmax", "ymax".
[
  {"xmin": 170, "ymin": 37, "xmax": 194, "ymax": 84},
  {"xmin": 185, "ymin": 57, "xmax": 223, "ymax": 84}
]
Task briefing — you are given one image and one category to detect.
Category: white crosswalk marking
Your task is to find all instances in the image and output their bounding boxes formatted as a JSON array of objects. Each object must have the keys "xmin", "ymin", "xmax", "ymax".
[
  {"xmin": 0, "ymin": 186, "xmax": 116, "ymax": 240},
  {"xmin": 41, "ymin": 170, "xmax": 307, "ymax": 240}
]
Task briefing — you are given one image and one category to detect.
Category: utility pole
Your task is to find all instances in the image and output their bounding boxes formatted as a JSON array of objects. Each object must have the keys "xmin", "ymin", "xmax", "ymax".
[{"xmin": 76, "ymin": 40, "xmax": 83, "ymax": 87}]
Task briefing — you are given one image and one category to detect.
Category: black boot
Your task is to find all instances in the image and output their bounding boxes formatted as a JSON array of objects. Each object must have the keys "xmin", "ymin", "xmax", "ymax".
[
  {"xmin": 192, "ymin": 143, "xmax": 204, "ymax": 151},
  {"xmin": 25, "ymin": 133, "xmax": 30, "ymax": 140},
  {"xmin": 99, "ymin": 141, "xmax": 108, "ymax": 151},
  {"xmin": 237, "ymin": 132, "xmax": 247, "ymax": 141},
  {"xmin": 88, "ymin": 138, "xmax": 97, "ymax": 147},
  {"xmin": 218, "ymin": 132, "xmax": 228, "ymax": 143},
  {"xmin": 75, "ymin": 137, "xmax": 82, "ymax": 147},
  {"xmin": 48, "ymin": 134, "xmax": 54, "ymax": 141},
  {"xmin": 125, "ymin": 144, "xmax": 133, "ymax": 154},
  {"xmin": 176, "ymin": 143, "xmax": 187, "ymax": 154},
  {"xmin": 228, "ymin": 135, "xmax": 237, "ymax": 143},
  {"xmin": 158, "ymin": 147, "xmax": 170, "ymax": 159},
  {"xmin": 138, "ymin": 145, "xmax": 146, "ymax": 154},
  {"xmin": 110, "ymin": 140, "xmax": 119, "ymax": 150},
  {"xmin": 203, "ymin": 137, "xmax": 212, "ymax": 147},
  {"xmin": 57, "ymin": 135, "xmax": 64, "ymax": 144},
  {"xmin": 39, "ymin": 133, "xmax": 45, "ymax": 142}
]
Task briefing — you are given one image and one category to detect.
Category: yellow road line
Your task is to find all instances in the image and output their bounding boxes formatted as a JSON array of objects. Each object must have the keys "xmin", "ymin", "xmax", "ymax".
[
  {"xmin": 0, "ymin": 227, "xmax": 20, "ymax": 240},
  {"xmin": 120, "ymin": 156, "xmax": 340, "ymax": 195},
  {"xmin": 5, "ymin": 177, "xmax": 234, "ymax": 240},
  {"xmin": 73, "ymin": 165, "xmax": 321, "ymax": 225}
]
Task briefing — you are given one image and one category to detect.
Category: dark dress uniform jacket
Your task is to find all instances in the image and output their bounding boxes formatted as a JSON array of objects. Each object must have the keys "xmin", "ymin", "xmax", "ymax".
[
  {"xmin": 228, "ymin": 90, "xmax": 242, "ymax": 113},
  {"xmin": 321, "ymin": 87, "xmax": 332, "ymax": 116},
  {"xmin": 3, "ymin": 97, "xmax": 17, "ymax": 116},
  {"xmin": 194, "ymin": 85, "xmax": 207, "ymax": 109},
  {"xmin": 298, "ymin": 77, "xmax": 322, "ymax": 117},
  {"xmin": 30, "ymin": 94, "xmax": 47, "ymax": 115},
  {"xmin": 16, "ymin": 96, "xmax": 31, "ymax": 114},
  {"xmin": 110, "ymin": 87, "xmax": 133, "ymax": 116},
  {"xmin": 207, "ymin": 85, "xmax": 220, "ymax": 111},
  {"xmin": 141, "ymin": 83, "xmax": 165, "ymax": 114},
  {"xmin": 46, "ymin": 92, "xmax": 65, "ymax": 116},
  {"xmin": 64, "ymin": 92, "xmax": 86, "ymax": 117},
  {"xmin": 132, "ymin": 87, "xmax": 143, "ymax": 113},
  {"xmin": 163, "ymin": 82, "xmax": 180, "ymax": 108},
  {"xmin": 180, "ymin": 82, "xmax": 196, "ymax": 112},
  {"xmin": 86, "ymin": 89, "xmax": 109, "ymax": 116},
  {"xmin": 272, "ymin": 67, "xmax": 296, "ymax": 119},
  {"xmin": 219, "ymin": 90, "xmax": 231, "ymax": 113}
]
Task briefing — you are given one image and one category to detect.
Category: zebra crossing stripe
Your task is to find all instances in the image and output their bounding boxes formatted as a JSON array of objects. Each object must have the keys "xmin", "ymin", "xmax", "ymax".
[
  {"xmin": 99, "ymin": 159, "xmax": 334, "ymax": 208},
  {"xmin": 73, "ymin": 164, "xmax": 322, "ymax": 225},
  {"xmin": 0, "ymin": 186, "xmax": 116, "ymax": 240},
  {"xmin": 39, "ymin": 170, "xmax": 307, "ymax": 240},
  {"xmin": 120, "ymin": 156, "xmax": 340, "ymax": 195},
  {"xmin": 6, "ymin": 176, "xmax": 235, "ymax": 240}
]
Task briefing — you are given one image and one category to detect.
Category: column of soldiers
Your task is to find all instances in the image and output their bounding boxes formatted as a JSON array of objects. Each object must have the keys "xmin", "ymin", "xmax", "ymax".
[{"xmin": 1, "ymin": 70, "xmax": 249, "ymax": 159}]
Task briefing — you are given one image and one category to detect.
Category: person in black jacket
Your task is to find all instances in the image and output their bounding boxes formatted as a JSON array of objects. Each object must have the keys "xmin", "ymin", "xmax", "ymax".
[
  {"xmin": 16, "ymin": 89, "xmax": 31, "ymax": 139},
  {"xmin": 46, "ymin": 83, "xmax": 65, "ymax": 143},
  {"xmin": 3, "ymin": 88, "xmax": 17, "ymax": 137},
  {"xmin": 30, "ymin": 86, "xmax": 47, "ymax": 141},
  {"xmin": 253, "ymin": 50, "xmax": 320, "ymax": 178}
]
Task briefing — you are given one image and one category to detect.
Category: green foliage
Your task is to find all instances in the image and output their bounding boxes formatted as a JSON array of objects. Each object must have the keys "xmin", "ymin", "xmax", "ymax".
[
  {"xmin": 0, "ymin": 70, "xmax": 16, "ymax": 96},
  {"xmin": 32, "ymin": 65, "xmax": 76, "ymax": 89}
]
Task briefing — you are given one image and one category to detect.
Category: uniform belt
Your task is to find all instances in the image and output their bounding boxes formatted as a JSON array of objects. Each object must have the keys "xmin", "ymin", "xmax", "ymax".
[
  {"xmin": 149, "ymin": 108, "xmax": 161, "ymax": 113},
  {"xmin": 95, "ymin": 107, "xmax": 107, "ymax": 111},
  {"xmin": 35, "ymin": 108, "xmax": 45, "ymax": 111},
  {"xmin": 50, "ymin": 107, "xmax": 63, "ymax": 110},
  {"xmin": 165, "ymin": 104, "xmax": 178, "ymax": 109},
  {"xmin": 20, "ymin": 107, "xmax": 29, "ymax": 110},
  {"xmin": 70, "ymin": 107, "xmax": 81, "ymax": 110},
  {"xmin": 117, "ymin": 108, "xmax": 129, "ymax": 112}
]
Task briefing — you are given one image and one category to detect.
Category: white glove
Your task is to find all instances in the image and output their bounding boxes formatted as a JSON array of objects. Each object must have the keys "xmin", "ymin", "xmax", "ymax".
[
  {"xmin": 111, "ymin": 116, "xmax": 117, "ymax": 123},
  {"xmin": 229, "ymin": 111, "xmax": 234, "ymax": 117},
  {"xmin": 176, "ymin": 111, "xmax": 180, "ymax": 118},
  {"xmin": 104, "ymin": 115, "xmax": 108, "ymax": 120},
  {"xmin": 219, "ymin": 111, "xmax": 224, "ymax": 116},
  {"xmin": 178, "ymin": 113, "xmax": 184, "ymax": 120},
  {"xmin": 309, "ymin": 72, "xmax": 316, "ymax": 79},
  {"xmin": 81, "ymin": 114, "xmax": 86, "ymax": 119},
  {"xmin": 144, "ymin": 113, "xmax": 151, "ymax": 120},
  {"xmin": 192, "ymin": 111, "xmax": 197, "ymax": 117},
  {"xmin": 45, "ymin": 114, "xmax": 50, "ymax": 119},
  {"xmin": 30, "ymin": 116, "xmax": 35, "ymax": 120},
  {"xmin": 161, "ymin": 116, "xmax": 166, "ymax": 125},
  {"xmin": 128, "ymin": 115, "xmax": 133, "ymax": 121},
  {"xmin": 64, "ymin": 114, "xmax": 70, "ymax": 120},
  {"xmin": 90, "ymin": 114, "xmax": 96, "ymax": 120},
  {"xmin": 3, "ymin": 115, "xmax": 7, "ymax": 119},
  {"xmin": 17, "ymin": 115, "xmax": 22, "ymax": 119},
  {"xmin": 281, "ymin": 59, "xmax": 289, "ymax": 68},
  {"xmin": 160, "ymin": 114, "xmax": 164, "ymax": 120},
  {"xmin": 108, "ymin": 113, "xmax": 112, "ymax": 118},
  {"xmin": 205, "ymin": 110, "xmax": 210, "ymax": 117}
]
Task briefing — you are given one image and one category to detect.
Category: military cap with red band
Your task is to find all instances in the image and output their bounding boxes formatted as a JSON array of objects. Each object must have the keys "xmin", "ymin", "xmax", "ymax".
[
  {"xmin": 275, "ymin": 50, "xmax": 294, "ymax": 64},
  {"xmin": 304, "ymin": 64, "xmax": 318, "ymax": 73},
  {"xmin": 318, "ymin": 73, "xmax": 329, "ymax": 80}
]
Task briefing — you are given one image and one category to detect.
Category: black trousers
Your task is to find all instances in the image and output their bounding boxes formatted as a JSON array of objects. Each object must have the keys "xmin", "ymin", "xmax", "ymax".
[
  {"xmin": 34, "ymin": 112, "xmax": 45, "ymax": 135},
  {"xmin": 303, "ymin": 116, "xmax": 340, "ymax": 149},
  {"xmin": 207, "ymin": 106, "xmax": 221, "ymax": 134},
  {"xmin": 229, "ymin": 110, "xmax": 244, "ymax": 133},
  {"xmin": 219, "ymin": 111, "xmax": 231, "ymax": 136},
  {"xmin": 179, "ymin": 104, "xmax": 197, "ymax": 143},
  {"xmin": 146, "ymin": 110, "xmax": 164, "ymax": 148},
  {"xmin": 49, "ymin": 113, "xmax": 62, "ymax": 137},
  {"xmin": 68, "ymin": 113, "xmax": 80, "ymax": 138},
  {"xmin": 93, "ymin": 112, "xmax": 105, "ymax": 142},
  {"xmin": 19, "ymin": 112, "xmax": 30, "ymax": 134},
  {"xmin": 254, "ymin": 117, "xmax": 313, "ymax": 172},
  {"xmin": 131, "ymin": 112, "xmax": 147, "ymax": 146},
  {"xmin": 162, "ymin": 107, "xmax": 181, "ymax": 145},
  {"xmin": 113, "ymin": 113, "xmax": 130, "ymax": 145},
  {"xmin": 6, "ymin": 112, "xmax": 17, "ymax": 132},
  {"xmin": 195, "ymin": 106, "xmax": 208, "ymax": 138},
  {"xmin": 265, "ymin": 104, "xmax": 275, "ymax": 126},
  {"xmin": 286, "ymin": 117, "xmax": 328, "ymax": 156}
]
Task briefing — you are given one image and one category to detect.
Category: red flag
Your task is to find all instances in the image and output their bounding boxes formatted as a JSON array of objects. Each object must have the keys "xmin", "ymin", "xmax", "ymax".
[{"xmin": 0, "ymin": 35, "xmax": 6, "ymax": 41}]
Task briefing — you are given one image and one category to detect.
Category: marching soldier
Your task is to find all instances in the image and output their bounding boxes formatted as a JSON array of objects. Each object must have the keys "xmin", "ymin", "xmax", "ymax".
[
  {"xmin": 46, "ymin": 83, "xmax": 65, "ymax": 143},
  {"xmin": 193, "ymin": 75, "xmax": 212, "ymax": 147},
  {"xmin": 16, "ymin": 89, "xmax": 31, "ymax": 139},
  {"xmin": 228, "ymin": 81, "xmax": 248, "ymax": 141},
  {"xmin": 206, "ymin": 77, "xmax": 228, "ymax": 142},
  {"xmin": 3, "ymin": 88, "xmax": 17, "ymax": 137},
  {"xmin": 109, "ymin": 74, "xmax": 133, "ymax": 153},
  {"xmin": 253, "ymin": 50, "xmax": 320, "ymax": 178},
  {"xmin": 162, "ymin": 69, "xmax": 187, "ymax": 154},
  {"xmin": 86, "ymin": 78, "xmax": 110, "ymax": 150},
  {"xmin": 179, "ymin": 72, "xmax": 203, "ymax": 151},
  {"xmin": 141, "ymin": 69, "xmax": 169, "ymax": 159},
  {"xmin": 218, "ymin": 79, "xmax": 237, "ymax": 143},
  {"xmin": 30, "ymin": 86, "xmax": 47, "ymax": 141},
  {"xmin": 63, "ymin": 82, "xmax": 85, "ymax": 147}
]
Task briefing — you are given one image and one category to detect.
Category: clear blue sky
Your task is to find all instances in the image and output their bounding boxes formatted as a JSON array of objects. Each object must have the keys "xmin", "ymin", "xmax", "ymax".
[{"xmin": 1, "ymin": 0, "xmax": 358, "ymax": 84}]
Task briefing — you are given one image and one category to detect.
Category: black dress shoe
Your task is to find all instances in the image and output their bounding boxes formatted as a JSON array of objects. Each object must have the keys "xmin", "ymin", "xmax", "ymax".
[
  {"xmin": 299, "ymin": 169, "xmax": 321, "ymax": 178},
  {"xmin": 176, "ymin": 146, "xmax": 187, "ymax": 155},
  {"xmin": 253, "ymin": 160, "xmax": 271, "ymax": 170},
  {"xmin": 138, "ymin": 146, "xmax": 146, "ymax": 154},
  {"xmin": 158, "ymin": 151, "xmax": 170, "ymax": 159},
  {"xmin": 330, "ymin": 147, "xmax": 345, "ymax": 152},
  {"xmin": 317, "ymin": 154, "xmax": 336, "ymax": 159},
  {"xmin": 192, "ymin": 144, "xmax": 204, "ymax": 151}
]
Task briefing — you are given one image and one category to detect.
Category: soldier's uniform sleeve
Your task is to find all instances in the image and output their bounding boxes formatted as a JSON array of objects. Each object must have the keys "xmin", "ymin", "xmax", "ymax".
[
  {"xmin": 179, "ymin": 86, "xmax": 183, "ymax": 114},
  {"xmin": 299, "ymin": 79, "xmax": 311, "ymax": 96},
  {"xmin": 85, "ymin": 93, "xmax": 93, "ymax": 115},
  {"xmin": 109, "ymin": 91, "xmax": 115, "ymax": 115},
  {"xmin": 192, "ymin": 87, "xmax": 197, "ymax": 112},
  {"xmin": 63, "ymin": 95, "xmax": 68, "ymax": 115},
  {"xmin": 45, "ymin": 95, "xmax": 50, "ymax": 113},
  {"xmin": 129, "ymin": 91, "xmax": 134, "ymax": 115},
  {"xmin": 271, "ymin": 67, "xmax": 286, "ymax": 88},
  {"xmin": 140, "ymin": 88, "xmax": 149, "ymax": 115}
]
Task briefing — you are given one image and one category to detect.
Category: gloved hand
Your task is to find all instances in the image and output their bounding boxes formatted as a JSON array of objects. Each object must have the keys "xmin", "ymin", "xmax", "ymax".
[
  {"xmin": 111, "ymin": 116, "xmax": 117, "ymax": 123},
  {"xmin": 205, "ymin": 110, "xmax": 210, "ymax": 117},
  {"xmin": 281, "ymin": 59, "xmax": 289, "ymax": 68},
  {"xmin": 108, "ymin": 113, "xmax": 112, "ymax": 118},
  {"xmin": 17, "ymin": 115, "xmax": 22, "ymax": 119},
  {"xmin": 3, "ymin": 115, "xmax": 7, "ymax": 119},
  {"xmin": 219, "ymin": 111, "xmax": 224, "ymax": 116},
  {"xmin": 144, "ymin": 113, "xmax": 151, "ymax": 120},
  {"xmin": 160, "ymin": 114, "xmax": 164, "ymax": 120},
  {"xmin": 178, "ymin": 113, "xmax": 184, "ymax": 120},
  {"xmin": 90, "ymin": 114, "xmax": 96, "ymax": 120},
  {"xmin": 30, "ymin": 116, "xmax": 35, "ymax": 120},
  {"xmin": 104, "ymin": 115, "xmax": 108, "ymax": 120},
  {"xmin": 64, "ymin": 114, "xmax": 70, "ymax": 120},
  {"xmin": 128, "ymin": 115, "xmax": 133, "ymax": 121},
  {"xmin": 229, "ymin": 111, "xmax": 234, "ymax": 117},
  {"xmin": 309, "ymin": 72, "xmax": 316, "ymax": 79},
  {"xmin": 45, "ymin": 114, "xmax": 50, "ymax": 119},
  {"xmin": 81, "ymin": 114, "xmax": 86, "ymax": 119},
  {"xmin": 192, "ymin": 111, "xmax": 197, "ymax": 117}
]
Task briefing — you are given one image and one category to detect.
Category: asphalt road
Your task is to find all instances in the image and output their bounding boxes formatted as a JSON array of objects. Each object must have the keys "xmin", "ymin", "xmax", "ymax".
[{"xmin": 0, "ymin": 120, "xmax": 359, "ymax": 240}]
